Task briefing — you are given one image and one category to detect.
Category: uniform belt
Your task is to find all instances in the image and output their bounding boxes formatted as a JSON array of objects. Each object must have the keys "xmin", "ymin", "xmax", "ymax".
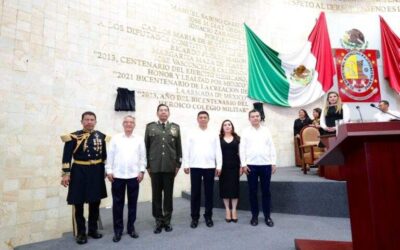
[{"xmin": 74, "ymin": 159, "xmax": 103, "ymax": 165}]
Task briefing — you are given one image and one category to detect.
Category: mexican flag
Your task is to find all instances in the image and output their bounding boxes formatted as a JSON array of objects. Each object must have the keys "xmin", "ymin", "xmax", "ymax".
[
  {"xmin": 380, "ymin": 16, "xmax": 400, "ymax": 95},
  {"xmin": 245, "ymin": 12, "xmax": 335, "ymax": 107}
]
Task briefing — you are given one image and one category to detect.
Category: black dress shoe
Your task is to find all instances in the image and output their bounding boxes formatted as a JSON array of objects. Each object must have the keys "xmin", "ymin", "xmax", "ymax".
[
  {"xmin": 265, "ymin": 217, "xmax": 274, "ymax": 227},
  {"xmin": 112, "ymin": 234, "xmax": 122, "ymax": 242},
  {"xmin": 231, "ymin": 218, "xmax": 238, "ymax": 223},
  {"xmin": 205, "ymin": 218, "xmax": 214, "ymax": 227},
  {"xmin": 129, "ymin": 231, "xmax": 139, "ymax": 238},
  {"xmin": 225, "ymin": 218, "xmax": 232, "ymax": 223},
  {"xmin": 88, "ymin": 231, "xmax": 103, "ymax": 239},
  {"xmin": 250, "ymin": 217, "xmax": 258, "ymax": 226},
  {"xmin": 190, "ymin": 220, "xmax": 199, "ymax": 228},
  {"xmin": 154, "ymin": 224, "xmax": 163, "ymax": 234},
  {"xmin": 76, "ymin": 234, "xmax": 87, "ymax": 244},
  {"xmin": 164, "ymin": 224, "xmax": 173, "ymax": 232}
]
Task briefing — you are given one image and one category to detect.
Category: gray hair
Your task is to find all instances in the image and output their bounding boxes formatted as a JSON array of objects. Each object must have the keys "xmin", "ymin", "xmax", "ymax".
[{"xmin": 123, "ymin": 115, "xmax": 136, "ymax": 122}]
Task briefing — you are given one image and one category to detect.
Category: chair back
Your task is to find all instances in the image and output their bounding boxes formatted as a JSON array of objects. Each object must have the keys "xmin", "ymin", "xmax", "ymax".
[{"xmin": 300, "ymin": 126, "xmax": 320, "ymax": 152}]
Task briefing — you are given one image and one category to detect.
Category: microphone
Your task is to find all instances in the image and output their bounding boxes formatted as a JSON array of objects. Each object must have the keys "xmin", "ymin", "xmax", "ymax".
[
  {"xmin": 370, "ymin": 103, "xmax": 400, "ymax": 119},
  {"xmin": 356, "ymin": 106, "xmax": 363, "ymax": 122}
]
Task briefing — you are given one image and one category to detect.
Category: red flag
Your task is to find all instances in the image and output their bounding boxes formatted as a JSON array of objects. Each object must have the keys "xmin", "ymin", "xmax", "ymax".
[
  {"xmin": 308, "ymin": 12, "xmax": 336, "ymax": 92},
  {"xmin": 380, "ymin": 16, "xmax": 400, "ymax": 94}
]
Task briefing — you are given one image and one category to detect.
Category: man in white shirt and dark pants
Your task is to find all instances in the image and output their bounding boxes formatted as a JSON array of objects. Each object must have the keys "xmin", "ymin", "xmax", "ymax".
[
  {"xmin": 374, "ymin": 100, "xmax": 400, "ymax": 122},
  {"xmin": 240, "ymin": 109, "xmax": 277, "ymax": 227},
  {"xmin": 183, "ymin": 111, "xmax": 222, "ymax": 228},
  {"xmin": 106, "ymin": 116, "xmax": 146, "ymax": 242}
]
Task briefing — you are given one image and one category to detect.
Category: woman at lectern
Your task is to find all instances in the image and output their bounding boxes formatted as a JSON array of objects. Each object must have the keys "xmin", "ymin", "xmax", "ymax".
[{"xmin": 320, "ymin": 91, "xmax": 350, "ymax": 135}]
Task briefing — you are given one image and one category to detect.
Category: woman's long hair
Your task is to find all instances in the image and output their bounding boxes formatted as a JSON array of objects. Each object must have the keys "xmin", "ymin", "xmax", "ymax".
[
  {"xmin": 313, "ymin": 108, "xmax": 322, "ymax": 119},
  {"xmin": 323, "ymin": 91, "xmax": 343, "ymax": 115},
  {"xmin": 219, "ymin": 120, "xmax": 240, "ymax": 141},
  {"xmin": 298, "ymin": 109, "xmax": 310, "ymax": 119}
]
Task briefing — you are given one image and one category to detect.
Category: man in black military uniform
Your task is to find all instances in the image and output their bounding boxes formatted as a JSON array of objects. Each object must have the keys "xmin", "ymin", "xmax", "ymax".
[
  {"xmin": 145, "ymin": 104, "xmax": 182, "ymax": 234},
  {"xmin": 60, "ymin": 111, "xmax": 109, "ymax": 244}
]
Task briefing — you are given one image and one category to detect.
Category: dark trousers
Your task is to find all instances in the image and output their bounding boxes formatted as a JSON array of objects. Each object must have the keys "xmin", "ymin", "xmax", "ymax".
[
  {"xmin": 111, "ymin": 178, "xmax": 139, "ymax": 235},
  {"xmin": 190, "ymin": 168, "xmax": 215, "ymax": 220},
  {"xmin": 150, "ymin": 172, "xmax": 175, "ymax": 225},
  {"xmin": 246, "ymin": 165, "xmax": 272, "ymax": 218},
  {"xmin": 74, "ymin": 200, "xmax": 100, "ymax": 235}
]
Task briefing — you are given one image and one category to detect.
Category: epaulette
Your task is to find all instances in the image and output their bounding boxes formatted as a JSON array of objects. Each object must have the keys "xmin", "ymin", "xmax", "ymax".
[
  {"xmin": 105, "ymin": 135, "xmax": 112, "ymax": 142},
  {"xmin": 60, "ymin": 134, "xmax": 72, "ymax": 142},
  {"xmin": 60, "ymin": 132, "xmax": 79, "ymax": 142},
  {"xmin": 146, "ymin": 121, "xmax": 157, "ymax": 126},
  {"xmin": 170, "ymin": 122, "xmax": 180, "ymax": 127}
]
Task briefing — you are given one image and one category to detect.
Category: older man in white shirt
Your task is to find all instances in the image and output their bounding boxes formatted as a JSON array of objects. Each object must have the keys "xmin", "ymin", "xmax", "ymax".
[
  {"xmin": 374, "ymin": 100, "xmax": 400, "ymax": 122},
  {"xmin": 240, "ymin": 109, "xmax": 277, "ymax": 227},
  {"xmin": 183, "ymin": 111, "xmax": 222, "ymax": 229},
  {"xmin": 106, "ymin": 115, "xmax": 146, "ymax": 242}
]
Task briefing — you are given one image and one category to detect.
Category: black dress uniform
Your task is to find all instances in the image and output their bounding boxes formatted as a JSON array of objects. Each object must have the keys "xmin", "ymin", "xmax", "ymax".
[
  {"xmin": 61, "ymin": 130, "xmax": 109, "ymax": 237},
  {"xmin": 144, "ymin": 121, "xmax": 182, "ymax": 230}
]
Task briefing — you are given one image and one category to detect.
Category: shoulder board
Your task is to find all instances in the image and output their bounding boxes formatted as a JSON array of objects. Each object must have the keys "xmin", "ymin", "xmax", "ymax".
[
  {"xmin": 146, "ymin": 122, "xmax": 157, "ymax": 126},
  {"xmin": 170, "ymin": 122, "xmax": 180, "ymax": 127},
  {"xmin": 60, "ymin": 134, "xmax": 73, "ymax": 142},
  {"xmin": 105, "ymin": 135, "xmax": 112, "ymax": 142}
]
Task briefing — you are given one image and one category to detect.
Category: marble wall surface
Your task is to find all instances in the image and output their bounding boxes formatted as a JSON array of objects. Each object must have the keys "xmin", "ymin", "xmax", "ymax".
[{"xmin": 1, "ymin": 0, "xmax": 399, "ymax": 247}]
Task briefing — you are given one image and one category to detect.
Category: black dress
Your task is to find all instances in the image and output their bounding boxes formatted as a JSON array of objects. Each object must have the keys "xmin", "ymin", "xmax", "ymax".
[
  {"xmin": 324, "ymin": 106, "xmax": 343, "ymax": 135},
  {"xmin": 219, "ymin": 137, "xmax": 241, "ymax": 199},
  {"xmin": 293, "ymin": 117, "xmax": 312, "ymax": 136}
]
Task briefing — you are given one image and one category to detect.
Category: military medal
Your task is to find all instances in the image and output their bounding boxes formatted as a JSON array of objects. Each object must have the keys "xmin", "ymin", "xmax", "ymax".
[{"xmin": 170, "ymin": 127, "xmax": 177, "ymax": 136}]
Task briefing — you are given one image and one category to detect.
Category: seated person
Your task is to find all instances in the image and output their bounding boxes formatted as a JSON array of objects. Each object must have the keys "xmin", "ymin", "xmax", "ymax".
[
  {"xmin": 293, "ymin": 109, "xmax": 312, "ymax": 167},
  {"xmin": 293, "ymin": 109, "xmax": 312, "ymax": 138},
  {"xmin": 374, "ymin": 100, "xmax": 400, "ymax": 122},
  {"xmin": 311, "ymin": 108, "xmax": 321, "ymax": 127}
]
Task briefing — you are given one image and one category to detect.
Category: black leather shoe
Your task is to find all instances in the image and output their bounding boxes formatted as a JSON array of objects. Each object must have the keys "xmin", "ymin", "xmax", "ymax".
[
  {"xmin": 190, "ymin": 220, "xmax": 199, "ymax": 228},
  {"xmin": 205, "ymin": 218, "xmax": 214, "ymax": 227},
  {"xmin": 164, "ymin": 224, "xmax": 173, "ymax": 232},
  {"xmin": 129, "ymin": 231, "xmax": 139, "ymax": 238},
  {"xmin": 88, "ymin": 231, "xmax": 103, "ymax": 239},
  {"xmin": 76, "ymin": 234, "xmax": 87, "ymax": 244},
  {"xmin": 112, "ymin": 234, "xmax": 121, "ymax": 242},
  {"xmin": 250, "ymin": 217, "xmax": 258, "ymax": 226},
  {"xmin": 154, "ymin": 223, "xmax": 163, "ymax": 234},
  {"xmin": 225, "ymin": 218, "xmax": 232, "ymax": 223},
  {"xmin": 265, "ymin": 217, "xmax": 274, "ymax": 227}
]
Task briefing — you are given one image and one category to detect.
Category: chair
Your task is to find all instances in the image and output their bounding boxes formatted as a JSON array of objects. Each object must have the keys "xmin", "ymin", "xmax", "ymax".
[
  {"xmin": 294, "ymin": 136, "xmax": 303, "ymax": 167},
  {"xmin": 299, "ymin": 126, "xmax": 325, "ymax": 174}
]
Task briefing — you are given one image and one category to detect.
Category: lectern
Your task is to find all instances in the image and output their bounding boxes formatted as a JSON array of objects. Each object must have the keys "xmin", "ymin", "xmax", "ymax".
[{"xmin": 295, "ymin": 122, "xmax": 400, "ymax": 250}]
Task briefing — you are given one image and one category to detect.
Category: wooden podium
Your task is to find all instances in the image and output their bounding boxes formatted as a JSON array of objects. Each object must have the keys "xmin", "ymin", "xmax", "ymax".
[
  {"xmin": 295, "ymin": 122, "xmax": 400, "ymax": 250},
  {"xmin": 319, "ymin": 134, "xmax": 346, "ymax": 180}
]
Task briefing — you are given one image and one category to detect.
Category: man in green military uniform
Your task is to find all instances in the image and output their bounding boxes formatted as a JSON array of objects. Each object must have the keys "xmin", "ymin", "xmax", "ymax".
[
  {"xmin": 145, "ymin": 104, "xmax": 182, "ymax": 234},
  {"xmin": 60, "ymin": 111, "xmax": 110, "ymax": 244}
]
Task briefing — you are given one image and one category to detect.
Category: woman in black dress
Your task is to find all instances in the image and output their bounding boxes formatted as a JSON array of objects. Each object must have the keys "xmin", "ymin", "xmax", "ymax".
[
  {"xmin": 320, "ymin": 91, "xmax": 350, "ymax": 135},
  {"xmin": 219, "ymin": 120, "xmax": 241, "ymax": 223},
  {"xmin": 293, "ymin": 109, "xmax": 312, "ymax": 166},
  {"xmin": 293, "ymin": 109, "xmax": 312, "ymax": 137}
]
